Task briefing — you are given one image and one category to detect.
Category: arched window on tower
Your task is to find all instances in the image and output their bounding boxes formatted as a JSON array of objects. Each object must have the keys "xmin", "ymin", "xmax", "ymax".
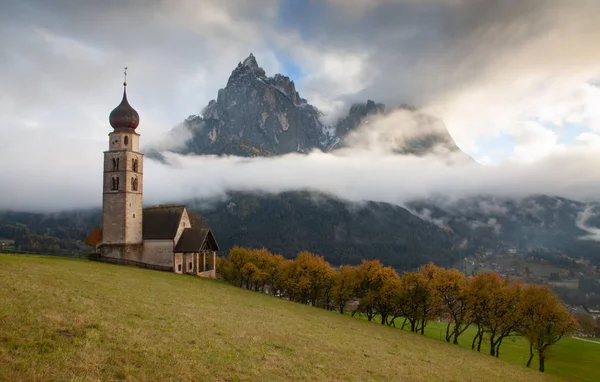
[
  {"xmin": 112, "ymin": 157, "xmax": 117, "ymax": 170},
  {"xmin": 124, "ymin": 136, "xmax": 129, "ymax": 146},
  {"xmin": 132, "ymin": 158, "xmax": 138, "ymax": 172},
  {"xmin": 111, "ymin": 176, "xmax": 120, "ymax": 191},
  {"xmin": 131, "ymin": 176, "xmax": 138, "ymax": 191}
]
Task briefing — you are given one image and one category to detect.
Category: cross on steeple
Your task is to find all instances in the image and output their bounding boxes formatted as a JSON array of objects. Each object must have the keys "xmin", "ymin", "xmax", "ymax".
[{"xmin": 123, "ymin": 66, "xmax": 128, "ymax": 87}]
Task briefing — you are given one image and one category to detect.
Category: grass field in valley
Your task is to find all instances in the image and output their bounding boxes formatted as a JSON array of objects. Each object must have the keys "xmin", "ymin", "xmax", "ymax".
[
  {"xmin": 392, "ymin": 319, "xmax": 600, "ymax": 381},
  {"xmin": 0, "ymin": 255, "xmax": 582, "ymax": 381}
]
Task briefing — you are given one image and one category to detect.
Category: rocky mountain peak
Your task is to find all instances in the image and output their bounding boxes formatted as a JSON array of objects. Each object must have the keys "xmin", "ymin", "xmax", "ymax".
[
  {"xmin": 226, "ymin": 53, "xmax": 266, "ymax": 88},
  {"xmin": 242, "ymin": 53, "xmax": 259, "ymax": 69},
  {"xmin": 173, "ymin": 54, "xmax": 325, "ymax": 156},
  {"xmin": 162, "ymin": 54, "xmax": 466, "ymax": 159}
]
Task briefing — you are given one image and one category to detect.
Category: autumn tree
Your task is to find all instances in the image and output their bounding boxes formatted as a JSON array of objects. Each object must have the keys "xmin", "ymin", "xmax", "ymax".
[
  {"xmin": 353, "ymin": 260, "xmax": 399, "ymax": 323},
  {"xmin": 84, "ymin": 226, "xmax": 102, "ymax": 249},
  {"xmin": 332, "ymin": 265, "xmax": 358, "ymax": 314},
  {"xmin": 254, "ymin": 249, "xmax": 285, "ymax": 295},
  {"xmin": 240, "ymin": 262, "xmax": 260, "ymax": 290},
  {"xmin": 376, "ymin": 277, "xmax": 402, "ymax": 326},
  {"xmin": 484, "ymin": 280, "xmax": 522, "ymax": 358},
  {"xmin": 279, "ymin": 251, "xmax": 335, "ymax": 307},
  {"xmin": 518, "ymin": 284, "xmax": 578, "ymax": 372},
  {"xmin": 466, "ymin": 272, "xmax": 505, "ymax": 352},
  {"xmin": 431, "ymin": 267, "xmax": 472, "ymax": 344},
  {"xmin": 398, "ymin": 271, "xmax": 436, "ymax": 334},
  {"xmin": 220, "ymin": 246, "xmax": 251, "ymax": 287}
]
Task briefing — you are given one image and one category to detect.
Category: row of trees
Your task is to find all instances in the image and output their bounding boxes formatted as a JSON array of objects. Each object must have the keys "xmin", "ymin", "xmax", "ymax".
[{"xmin": 217, "ymin": 247, "xmax": 578, "ymax": 373}]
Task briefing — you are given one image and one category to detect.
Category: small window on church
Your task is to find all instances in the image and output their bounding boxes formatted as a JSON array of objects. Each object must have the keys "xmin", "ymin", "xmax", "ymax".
[
  {"xmin": 133, "ymin": 213, "xmax": 136, "ymax": 218},
  {"xmin": 124, "ymin": 136, "xmax": 129, "ymax": 145},
  {"xmin": 178, "ymin": 264, "xmax": 182, "ymax": 272},
  {"xmin": 112, "ymin": 158, "xmax": 117, "ymax": 170},
  {"xmin": 111, "ymin": 176, "xmax": 119, "ymax": 191},
  {"xmin": 131, "ymin": 177, "xmax": 138, "ymax": 191},
  {"xmin": 132, "ymin": 158, "xmax": 138, "ymax": 172}
]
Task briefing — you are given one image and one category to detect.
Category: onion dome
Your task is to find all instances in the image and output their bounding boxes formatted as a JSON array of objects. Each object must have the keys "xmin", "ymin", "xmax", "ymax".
[{"xmin": 109, "ymin": 81, "xmax": 139, "ymax": 130}]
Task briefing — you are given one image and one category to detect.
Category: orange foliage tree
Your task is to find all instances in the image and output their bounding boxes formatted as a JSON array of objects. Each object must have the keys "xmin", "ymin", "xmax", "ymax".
[
  {"xmin": 397, "ymin": 270, "xmax": 435, "ymax": 334},
  {"xmin": 332, "ymin": 265, "xmax": 358, "ymax": 314},
  {"xmin": 431, "ymin": 267, "xmax": 472, "ymax": 344},
  {"xmin": 84, "ymin": 226, "xmax": 102, "ymax": 248},
  {"xmin": 484, "ymin": 280, "xmax": 522, "ymax": 358},
  {"xmin": 280, "ymin": 251, "xmax": 335, "ymax": 307},
  {"xmin": 518, "ymin": 284, "xmax": 578, "ymax": 372},
  {"xmin": 353, "ymin": 260, "xmax": 399, "ymax": 323},
  {"xmin": 466, "ymin": 271, "xmax": 505, "ymax": 352}
]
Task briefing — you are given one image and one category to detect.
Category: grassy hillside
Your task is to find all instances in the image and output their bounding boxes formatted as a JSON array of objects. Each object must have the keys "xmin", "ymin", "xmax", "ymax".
[{"xmin": 0, "ymin": 255, "xmax": 563, "ymax": 381}]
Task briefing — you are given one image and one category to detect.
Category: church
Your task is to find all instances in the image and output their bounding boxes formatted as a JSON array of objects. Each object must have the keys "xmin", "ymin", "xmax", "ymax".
[{"xmin": 96, "ymin": 74, "xmax": 219, "ymax": 278}]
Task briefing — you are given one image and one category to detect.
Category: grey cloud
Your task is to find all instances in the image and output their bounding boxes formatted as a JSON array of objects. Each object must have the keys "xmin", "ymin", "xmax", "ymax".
[
  {"xmin": 577, "ymin": 206, "xmax": 600, "ymax": 241},
  {"xmin": 1, "ymin": 0, "xmax": 599, "ymax": 214},
  {"xmin": 281, "ymin": 0, "xmax": 600, "ymax": 121}
]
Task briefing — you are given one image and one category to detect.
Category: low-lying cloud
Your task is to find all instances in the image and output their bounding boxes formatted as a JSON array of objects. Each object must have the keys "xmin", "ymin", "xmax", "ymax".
[{"xmin": 3, "ymin": 111, "xmax": 599, "ymax": 213}]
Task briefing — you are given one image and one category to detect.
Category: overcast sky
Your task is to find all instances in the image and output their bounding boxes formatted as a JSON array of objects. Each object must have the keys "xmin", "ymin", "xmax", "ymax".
[{"xmin": 1, "ymin": 0, "xmax": 599, "ymax": 211}]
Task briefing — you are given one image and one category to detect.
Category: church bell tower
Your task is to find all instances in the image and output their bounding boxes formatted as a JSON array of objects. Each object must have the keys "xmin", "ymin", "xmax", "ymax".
[{"xmin": 101, "ymin": 68, "xmax": 144, "ymax": 259}]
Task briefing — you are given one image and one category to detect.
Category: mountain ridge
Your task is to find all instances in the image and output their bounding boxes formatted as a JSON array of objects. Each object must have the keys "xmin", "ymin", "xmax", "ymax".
[{"xmin": 155, "ymin": 53, "xmax": 465, "ymax": 158}]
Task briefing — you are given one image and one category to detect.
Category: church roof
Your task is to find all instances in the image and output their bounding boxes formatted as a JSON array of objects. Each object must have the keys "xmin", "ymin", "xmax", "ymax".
[
  {"xmin": 142, "ymin": 205, "xmax": 186, "ymax": 240},
  {"xmin": 175, "ymin": 228, "xmax": 220, "ymax": 253},
  {"xmin": 109, "ymin": 87, "xmax": 140, "ymax": 131}
]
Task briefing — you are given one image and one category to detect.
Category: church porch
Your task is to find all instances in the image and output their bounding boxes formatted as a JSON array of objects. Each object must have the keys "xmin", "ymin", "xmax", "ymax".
[{"xmin": 173, "ymin": 227, "xmax": 219, "ymax": 279}]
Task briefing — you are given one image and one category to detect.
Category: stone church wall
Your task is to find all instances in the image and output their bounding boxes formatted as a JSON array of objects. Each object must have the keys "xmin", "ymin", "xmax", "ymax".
[
  {"xmin": 101, "ymin": 243, "xmax": 143, "ymax": 262},
  {"xmin": 102, "ymin": 192, "xmax": 127, "ymax": 245},
  {"xmin": 174, "ymin": 253, "xmax": 183, "ymax": 273},
  {"xmin": 142, "ymin": 240, "xmax": 175, "ymax": 268},
  {"xmin": 124, "ymin": 191, "xmax": 143, "ymax": 244}
]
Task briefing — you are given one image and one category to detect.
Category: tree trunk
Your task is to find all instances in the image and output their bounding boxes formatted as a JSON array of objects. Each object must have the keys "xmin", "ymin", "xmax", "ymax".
[
  {"xmin": 539, "ymin": 354, "xmax": 545, "ymax": 373},
  {"xmin": 495, "ymin": 338, "xmax": 503, "ymax": 358},
  {"xmin": 489, "ymin": 336, "xmax": 496, "ymax": 357},
  {"xmin": 401, "ymin": 317, "xmax": 408, "ymax": 330},
  {"xmin": 445, "ymin": 322, "xmax": 452, "ymax": 342},
  {"xmin": 526, "ymin": 343, "xmax": 534, "ymax": 368},
  {"xmin": 471, "ymin": 331, "xmax": 479, "ymax": 350},
  {"xmin": 477, "ymin": 333, "xmax": 483, "ymax": 352}
]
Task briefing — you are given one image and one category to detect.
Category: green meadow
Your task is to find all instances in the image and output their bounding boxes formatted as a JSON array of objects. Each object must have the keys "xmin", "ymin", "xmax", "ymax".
[
  {"xmin": 384, "ymin": 318, "xmax": 600, "ymax": 381},
  {"xmin": 0, "ymin": 255, "xmax": 591, "ymax": 381}
]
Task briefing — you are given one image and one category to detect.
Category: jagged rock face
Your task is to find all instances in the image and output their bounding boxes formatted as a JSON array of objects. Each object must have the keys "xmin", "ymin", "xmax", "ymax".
[
  {"xmin": 178, "ymin": 54, "xmax": 326, "ymax": 157},
  {"xmin": 170, "ymin": 53, "xmax": 465, "ymax": 158}
]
